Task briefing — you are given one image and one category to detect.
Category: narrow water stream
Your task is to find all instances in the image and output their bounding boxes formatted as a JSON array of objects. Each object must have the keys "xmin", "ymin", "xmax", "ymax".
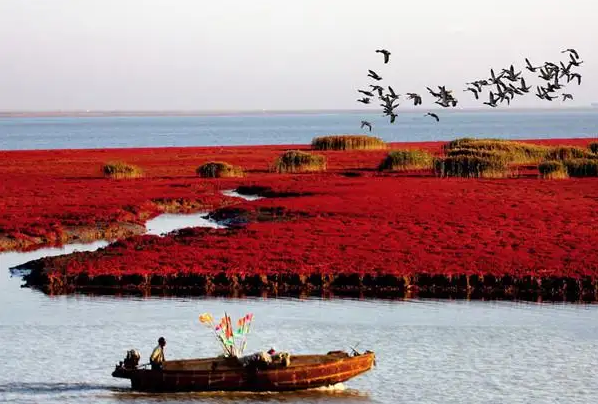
[{"xmin": 3, "ymin": 189, "xmax": 260, "ymax": 274}]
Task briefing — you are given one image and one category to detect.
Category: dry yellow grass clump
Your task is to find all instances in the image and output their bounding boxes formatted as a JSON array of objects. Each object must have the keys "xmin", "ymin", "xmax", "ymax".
[
  {"xmin": 538, "ymin": 161, "xmax": 569, "ymax": 179},
  {"xmin": 434, "ymin": 156, "xmax": 511, "ymax": 178},
  {"xmin": 311, "ymin": 135, "xmax": 387, "ymax": 151},
  {"xmin": 443, "ymin": 138, "xmax": 549, "ymax": 164},
  {"xmin": 102, "ymin": 161, "xmax": 143, "ymax": 179},
  {"xmin": 272, "ymin": 150, "xmax": 327, "ymax": 173},
  {"xmin": 563, "ymin": 159, "xmax": 598, "ymax": 177},
  {"xmin": 378, "ymin": 149, "xmax": 433, "ymax": 171},
  {"xmin": 196, "ymin": 161, "xmax": 244, "ymax": 178}
]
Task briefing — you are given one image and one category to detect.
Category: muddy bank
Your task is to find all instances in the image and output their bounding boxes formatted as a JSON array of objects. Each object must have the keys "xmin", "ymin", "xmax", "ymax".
[
  {"xmin": 0, "ymin": 222, "xmax": 145, "ymax": 252},
  {"xmin": 21, "ymin": 269, "xmax": 598, "ymax": 302}
]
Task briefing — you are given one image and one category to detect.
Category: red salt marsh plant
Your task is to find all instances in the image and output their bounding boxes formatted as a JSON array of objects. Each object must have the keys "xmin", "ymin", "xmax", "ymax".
[
  {"xmin": 102, "ymin": 161, "xmax": 143, "ymax": 179},
  {"xmin": 25, "ymin": 173, "xmax": 598, "ymax": 284},
  {"xmin": 196, "ymin": 161, "xmax": 244, "ymax": 178},
  {"xmin": 1, "ymin": 138, "xmax": 597, "ymax": 253},
  {"xmin": 311, "ymin": 135, "xmax": 387, "ymax": 151},
  {"xmin": 272, "ymin": 150, "xmax": 327, "ymax": 173}
]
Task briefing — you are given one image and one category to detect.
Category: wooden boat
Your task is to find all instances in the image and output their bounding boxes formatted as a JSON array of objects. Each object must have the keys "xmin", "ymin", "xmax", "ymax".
[{"xmin": 112, "ymin": 350, "xmax": 375, "ymax": 392}]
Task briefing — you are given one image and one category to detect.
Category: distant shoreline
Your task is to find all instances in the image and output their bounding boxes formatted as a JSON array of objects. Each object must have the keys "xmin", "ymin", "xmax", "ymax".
[{"xmin": 0, "ymin": 107, "xmax": 596, "ymax": 118}]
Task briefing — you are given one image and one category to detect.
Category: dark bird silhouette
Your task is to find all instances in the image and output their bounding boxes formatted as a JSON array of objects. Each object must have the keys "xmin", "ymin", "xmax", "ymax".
[
  {"xmin": 429, "ymin": 85, "xmax": 458, "ymax": 108},
  {"xmin": 368, "ymin": 70, "xmax": 383, "ymax": 81},
  {"xmin": 502, "ymin": 65, "xmax": 522, "ymax": 82},
  {"xmin": 369, "ymin": 85, "xmax": 384, "ymax": 97},
  {"xmin": 483, "ymin": 92, "xmax": 499, "ymax": 107},
  {"xmin": 518, "ymin": 77, "xmax": 531, "ymax": 93},
  {"xmin": 357, "ymin": 97, "xmax": 371, "ymax": 104},
  {"xmin": 561, "ymin": 48, "xmax": 579, "ymax": 60},
  {"xmin": 387, "ymin": 86, "xmax": 400, "ymax": 99},
  {"xmin": 426, "ymin": 86, "xmax": 441, "ymax": 98},
  {"xmin": 464, "ymin": 87, "xmax": 479, "ymax": 99},
  {"xmin": 559, "ymin": 61, "xmax": 573, "ymax": 78},
  {"xmin": 562, "ymin": 93, "xmax": 573, "ymax": 102},
  {"xmin": 525, "ymin": 58, "xmax": 540, "ymax": 72},
  {"xmin": 361, "ymin": 120, "xmax": 373, "ymax": 131},
  {"xmin": 389, "ymin": 113, "xmax": 398, "ymax": 123},
  {"xmin": 567, "ymin": 73, "xmax": 582, "ymax": 85},
  {"xmin": 376, "ymin": 49, "xmax": 391, "ymax": 64},
  {"xmin": 569, "ymin": 53, "xmax": 583, "ymax": 66},
  {"xmin": 489, "ymin": 69, "xmax": 505, "ymax": 84},
  {"xmin": 358, "ymin": 89, "xmax": 375, "ymax": 97},
  {"xmin": 536, "ymin": 86, "xmax": 558, "ymax": 101},
  {"xmin": 507, "ymin": 83, "xmax": 523, "ymax": 96},
  {"xmin": 425, "ymin": 112, "xmax": 440, "ymax": 122},
  {"xmin": 406, "ymin": 93, "xmax": 422, "ymax": 106},
  {"xmin": 538, "ymin": 67, "xmax": 553, "ymax": 81}
]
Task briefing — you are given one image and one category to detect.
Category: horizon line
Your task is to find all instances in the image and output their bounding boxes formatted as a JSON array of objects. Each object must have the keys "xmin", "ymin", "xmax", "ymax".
[{"xmin": 0, "ymin": 105, "xmax": 596, "ymax": 118}]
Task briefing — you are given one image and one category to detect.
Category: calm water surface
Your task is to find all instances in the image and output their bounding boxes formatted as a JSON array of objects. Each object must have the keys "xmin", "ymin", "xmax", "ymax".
[{"xmin": 1, "ymin": 109, "xmax": 597, "ymax": 150}]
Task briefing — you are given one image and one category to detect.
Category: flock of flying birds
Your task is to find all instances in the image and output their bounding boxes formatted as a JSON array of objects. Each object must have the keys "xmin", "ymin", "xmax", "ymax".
[{"xmin": 357, "ymin": 48, "xmax": 584, "ymax": 132}]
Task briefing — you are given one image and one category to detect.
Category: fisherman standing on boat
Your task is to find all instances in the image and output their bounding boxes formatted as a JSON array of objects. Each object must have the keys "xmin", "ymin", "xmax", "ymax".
[{"xmin": 150, "ymin": 337, "xmax": 166, "ymax": 370}]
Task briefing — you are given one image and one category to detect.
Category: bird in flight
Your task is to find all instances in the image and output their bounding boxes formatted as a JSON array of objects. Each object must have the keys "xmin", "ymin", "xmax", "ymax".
[
  {"xmin": 357, "ymin": 97, "xmax": 371, "ymax": 104},
  {"xmin": 406, "ymin": 93, "xmax": 422, "ymax": 106},
  {"xmin": 368, "ymin": 70, "xmax": 383, "ymax": 81},
  {"xmin": 562, "ymin": 93, "xmax": 573, "ymax": 101},
  {"xmin": 464, "ymin": 87, "xmax": 479, "ymax": 99},
  {"xmin": 425, "ymin": 112, "xmax": 440, "ymax": 122},
  {"xmin": 483, "ymin": 92, "xmax": 499, "ymax": 107},
  {"xmin": 360, "ymin": 120, "xmax": 373, "ymax": 131},
  {"xmin": 561, "ymin": 48, "xmax": 579, "ymax": 60},
  {"xmin": 525, "ymin": 58, "xmax": 540, "ymax": 72},
  {"xmin": 358, "ymin": 89, "xmax": 375, "ymax": 97},
  {"xmin": 567, "ymin": 73, "xmax": 582, "ymax": 85},
  {"xmin": 376, "ymin": 49, "xmax": 391, "ymax": 64}
]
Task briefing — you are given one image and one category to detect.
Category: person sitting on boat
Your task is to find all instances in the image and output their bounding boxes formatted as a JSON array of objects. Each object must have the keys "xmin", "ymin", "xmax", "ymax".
[
  {"xmin": 150, "ymin": 337, "xmax": 166, "ymax": 370},
  {"xmin": 267, "ymin": 347, "xmax": 276, "ymax": 356}
]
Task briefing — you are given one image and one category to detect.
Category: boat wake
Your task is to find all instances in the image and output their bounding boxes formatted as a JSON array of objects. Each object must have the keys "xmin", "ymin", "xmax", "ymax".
[{"xmin": 0, "ymin": 382, "xmax": 114, "ymax": 394}]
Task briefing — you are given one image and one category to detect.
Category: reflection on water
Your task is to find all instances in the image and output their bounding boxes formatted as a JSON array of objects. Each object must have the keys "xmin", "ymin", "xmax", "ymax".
[
  {"xmin": 108, "ymin": 385, "xmax": 370, "ymax": 404},
  {"xmin": 3, "ymin": 241, "xmax": 110, "ymax": 275},
  {"xmin": 222, "ymin": 189, "xmax": 263, "ymax": 201},
  {"xmin": 145, "ymin": 212, "xmax": 224, "ymax": 236}
]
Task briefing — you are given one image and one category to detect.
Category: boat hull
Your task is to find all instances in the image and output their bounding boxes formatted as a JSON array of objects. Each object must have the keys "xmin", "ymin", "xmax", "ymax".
[{"xmin": 113, "ymin": 351, "xmax": 375, "ymax": 392}]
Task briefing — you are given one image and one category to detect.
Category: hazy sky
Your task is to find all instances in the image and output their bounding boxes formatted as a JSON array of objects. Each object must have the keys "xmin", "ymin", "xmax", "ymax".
[{"xmin": 0, "ymin": 0, "xmax": 596, "ymax": 110}]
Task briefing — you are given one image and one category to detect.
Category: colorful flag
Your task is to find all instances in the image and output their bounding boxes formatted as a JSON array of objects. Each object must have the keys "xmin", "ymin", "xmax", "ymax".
[{"xmin": 199, "ymin": 313, "xmax": 213, "ymax": 324}]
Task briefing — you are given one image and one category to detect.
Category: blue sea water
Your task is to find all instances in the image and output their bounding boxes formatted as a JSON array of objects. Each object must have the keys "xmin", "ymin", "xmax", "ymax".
[{"xmin": 1, "ymin": 109, "xmax": 597, "ymax": 150}]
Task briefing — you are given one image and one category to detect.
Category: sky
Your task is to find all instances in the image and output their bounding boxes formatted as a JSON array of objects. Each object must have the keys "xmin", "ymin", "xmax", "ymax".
[{"xmin": 0, "ymin": 0, "xmax": 596, "ymax": 111}]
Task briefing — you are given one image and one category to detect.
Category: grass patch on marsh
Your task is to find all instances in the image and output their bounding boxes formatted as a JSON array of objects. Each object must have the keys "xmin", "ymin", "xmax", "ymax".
[
  {"xmin": 311, "ymin": 135, "xmax": 387, "ymax": 151},
  {"xmin": 538, "ymin": 161, "xmax": 569, "ymax": 179},
  {"xmin": 102, "ymin": 161, "xmax": 143, "ymax": 179},
  {"xmin": 563, "ymin": 159, "xmax": 598, "ymax": 177},
  {"xmin": 545, "ymin": 146, "xmax": 597, "ymax": 161},
  {"xmin": 378, "ymin": 149, "xmax": 433, "ymax": 171},
  {"xmin": 434, "ymin": 156, "xmax": 511, "ymax": 178},
  {"xmin": 272, "ymin": 150, "xmax": 327, "ymax": 173},
  {"xmin": 196, "ymin": 161, "xmax": 244, "ymax": 178},
  {"xmin": 444, "ymin": 138, "xmax": 548, "ymax": 164}
]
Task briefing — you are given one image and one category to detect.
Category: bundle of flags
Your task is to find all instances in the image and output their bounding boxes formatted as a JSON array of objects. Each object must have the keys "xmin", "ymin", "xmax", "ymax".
[{"xmin": 199, "ymin": 312, "xmax": 254, "ymax": 357}]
